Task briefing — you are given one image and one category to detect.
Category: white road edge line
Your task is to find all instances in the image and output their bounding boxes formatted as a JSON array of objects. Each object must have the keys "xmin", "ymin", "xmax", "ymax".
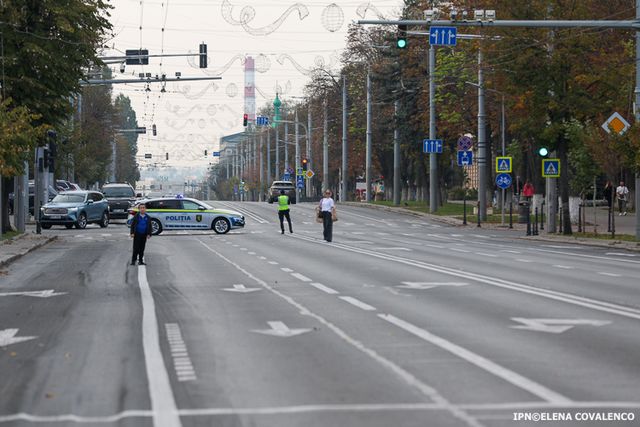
[
  {"xmin": 138, "ymin": 266, "xmax": 182, "ymax": 427},
  {"xmin": 196, "ymin": 239, "xmax": 482, "ymax": 427},
  {"xmin": 379, "ymin": 314, "xmax": 572, "ymax": 404},
  {"xmin": 339, "ymin": 296, "xmax": 376, "ymax": 311},
  {"xmin": 291, "ymin": 273, "xmax": 312, "ymax": 282}
]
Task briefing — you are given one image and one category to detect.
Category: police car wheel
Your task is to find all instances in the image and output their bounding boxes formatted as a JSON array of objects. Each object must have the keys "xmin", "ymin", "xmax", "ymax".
[
  {"xmin": 75, "ymin": 213, "xmax": 87, "ymax": 229},
  {"xmin": 99, "ymin": 212, "xmax": 109, "ymax": 228},
  {"xmin": 212, "ymin": 217, "xmax": 230, "ymax": 234},
  {"xmin": 151, "ymin": 218, "xmax": 163, "ymax": 235}
]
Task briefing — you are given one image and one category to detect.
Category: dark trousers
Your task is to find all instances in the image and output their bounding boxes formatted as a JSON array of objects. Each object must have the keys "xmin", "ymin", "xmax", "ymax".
[
  {"xmin": 618, "ymin": 199, "xmax": 627, "ymax": 213},
  {"xmin": 322, "ymin": 211, "xmax": 333, "ymax": 242},
  {"xmin": 278, "ymin": 209, "xmax": 292, "ymax": 232},
  {"xmin": 132, "ymin": 233, "xmax": 148, "ymax": 263}
]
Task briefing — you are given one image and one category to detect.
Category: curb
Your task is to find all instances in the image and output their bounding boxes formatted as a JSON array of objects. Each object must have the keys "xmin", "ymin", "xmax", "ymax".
[
  {"xmin": 520, "ymin": 235, "xmax": 640, "ymax": 252},
  {"xmin": 0, "ymin": 235, "xmax": 58, "ymax": 269}
]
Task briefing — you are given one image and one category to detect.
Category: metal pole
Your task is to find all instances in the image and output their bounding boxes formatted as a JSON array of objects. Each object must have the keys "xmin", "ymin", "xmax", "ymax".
[
  {"xmin": 295, "ymin": 109, "xmax": 300, "ymax": 204},
  {"xmin": 307, "ymin": 106, "xmax": 313, "ymax": 198},
  {"xmin": 284, "ymin": 120, "xmax": 289, "ymax": 173},
  {"xmin": 500, "ymin": 94, "xmax": 506, "ymax": 226},
  {"xmin": 342, "ymin": 75, "xmax": 348, "ymax": 203},
  {"xmin": 110, "ymin": 137, "xmax": 116, "ymax": 182},
  {"xmin": 259, "ymin": 134, "xmax": 264, "ymax": 202},
  {"xmin": 477, "ymin": 48, "xmax": 487, "ymax": 221},
  {"xmin": 275, "ymin": 123, "xmax": 280, "ymax": 181},
  {"xmin": 365, "ymin": 69, "xmax": 372, "ymax": 202},
  {"xmin": 393, "ymin": 99, "xmax": 401, "ymax": 206},
  {"xmin": 323, "ymin": 98, "xmax": 329, "ymax": 192},
  {"xmin": 429, "ymin": 45, "xmax": 437, "ymax": 213},
  {"xmin": 267, "ymin": 130, "xmax": 271, "ymax": 185}
]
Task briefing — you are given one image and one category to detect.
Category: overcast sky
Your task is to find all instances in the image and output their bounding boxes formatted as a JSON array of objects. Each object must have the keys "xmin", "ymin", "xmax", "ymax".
[{"xmin": 107, "ymin": 0, "xmax": 403, "ymax": 178}]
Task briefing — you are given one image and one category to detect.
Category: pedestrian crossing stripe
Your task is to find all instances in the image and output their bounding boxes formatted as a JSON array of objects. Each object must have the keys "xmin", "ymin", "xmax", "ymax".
[
  {"xmin": 495, "ymin": 156, "xmax": 512, "ymax": 173},
  {"xmin": 542, "ymin": 159, "xmax": 561, "ymax": 178}
]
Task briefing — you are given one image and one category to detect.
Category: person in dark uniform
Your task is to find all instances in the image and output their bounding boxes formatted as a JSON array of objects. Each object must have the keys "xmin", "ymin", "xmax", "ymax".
[
  {"xmin": 277, "ymin": 190, "xmax": 293, "ymax": 234},
  {"xmin": 130, "ymin": 204, "xmax": 152, "ymax": 265}
]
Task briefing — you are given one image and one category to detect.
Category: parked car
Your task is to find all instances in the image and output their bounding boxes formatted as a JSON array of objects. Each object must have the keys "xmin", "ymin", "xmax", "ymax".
[
  {"xmin": 40, "ymin": 190, "xmax": 109, "ymax": 229},
  {"xmin": 102, "ymin": 182, "xmax": 137, "ymax": 219},
  {"xmin": 267, "ymin": 181, "xmax": 296, "ymax": 204}
]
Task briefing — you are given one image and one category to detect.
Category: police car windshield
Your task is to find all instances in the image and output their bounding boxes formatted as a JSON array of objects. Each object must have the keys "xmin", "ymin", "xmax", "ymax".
[{"xmin": 52, "ymin": 194, "xmax": 85, "ymax": 203}]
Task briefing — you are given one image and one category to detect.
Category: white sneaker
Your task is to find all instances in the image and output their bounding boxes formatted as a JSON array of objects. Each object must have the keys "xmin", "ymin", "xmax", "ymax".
[
  {"xmin": 619, "ymin": 213, "xmax": 622, "ymax": 216},
  {"xmin": 623, "ymin": 212, "xmax": 627, "ymax": 216}
]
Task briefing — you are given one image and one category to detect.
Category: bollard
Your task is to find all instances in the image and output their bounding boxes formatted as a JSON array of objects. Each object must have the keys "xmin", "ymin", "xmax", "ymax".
[
  {"xmin": 578, "ymin": 204, "xmax": 582, "ymax": 233},
  {"xmin": 463, "ymin": 193, "xmax": 467, "ymax": 225},
  {"xmin": 534, "ymin": 207, "xmax": 539, "ymax": 235},
  {"xmin": 36, "ymin": 201, "xmax": 42, "ymax": 234},
  {"xmin": 607, "ymin": 204, "xmax": 612, "ymax": 232},
  {"xmin": 540, "ymin": 201, "xmax": 545, "ymax": 231},
  {"xmin": 526, "ymin": 203, "xmax": 531, "ymax": 236},
  {"xmin": 477, "ymin": 201, "xmax": 481, "ymax": 228},
  {"xmin": 509, "ymin": 202, "xmax": 513, "ymax": 229}
]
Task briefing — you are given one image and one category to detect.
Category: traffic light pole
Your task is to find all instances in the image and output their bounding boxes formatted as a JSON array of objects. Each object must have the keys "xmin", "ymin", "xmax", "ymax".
[
  {"xmin": 365, "ymin": 69, "xmax": 372, "ymax": 202},
  {"xmin": 429, "ymin": 45, "xmax": 437, "ymax": 213},
  {"xmin": 359, "ymin": 16, "xmax": 640, "ymax": 240},
  {"xmin": 342, "ymin": 75, "xmax": 348, "ymax": 203}
]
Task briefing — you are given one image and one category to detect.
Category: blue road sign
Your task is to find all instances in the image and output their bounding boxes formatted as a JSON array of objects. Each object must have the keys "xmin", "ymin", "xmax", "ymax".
[
  {"xmin": 542, "ymin": 159, "xmax": 561, "ymax": 178},
  {"xmin": 495, "ymin": 173, "xmax": 512, "ymax": 190},
  {"xmin": 283, "ymin": 172, "xmax": 291, "ymax": 181},
  {"xmin": 457, "ymin": 135, "xmax": 473, "ymax": 151},
  {"xmin": 496, "ymin": 156, "xmax": 512, "ymax": 173},
  {"xmin": 296, "ymin": 175, "xmax": 304, "ymax": 189},
  {"xmin": 212, "ymin": 151, "xmax": 220, "ymax": 157},
  {"xmin": 429, "ymin": 26, "xmax": 457, "ymax": 46},
  {"xmin": 256, "ymin": 116, "xmax": 270, "ymax": 126},
  {"xmin": 457, "ymin": 150, "xmax": 473, "ymax": 166},
  {"xmin": 423, "ymin": 139, "xmax": 443, "ymax": 153}
]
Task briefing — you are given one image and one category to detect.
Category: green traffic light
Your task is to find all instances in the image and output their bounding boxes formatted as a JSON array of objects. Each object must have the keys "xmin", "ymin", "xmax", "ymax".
[
  {"xmin": 397, "ymin": 39, "xmax": 407, "ymax": 49},
  {"xmin": 538, "ymin": 147, "xmax": 549, "ymax": 157}
]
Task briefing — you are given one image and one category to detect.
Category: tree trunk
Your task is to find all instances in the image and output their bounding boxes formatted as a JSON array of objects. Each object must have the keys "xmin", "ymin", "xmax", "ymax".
[{"xmin": 558, "ymin": 136, "xmax": 572, "ymax": 235}]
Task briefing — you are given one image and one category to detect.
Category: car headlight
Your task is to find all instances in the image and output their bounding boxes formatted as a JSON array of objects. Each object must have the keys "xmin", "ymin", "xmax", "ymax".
[{"xmin": 67, "ymin": 207, "xmax": 78, "ymax": 212}]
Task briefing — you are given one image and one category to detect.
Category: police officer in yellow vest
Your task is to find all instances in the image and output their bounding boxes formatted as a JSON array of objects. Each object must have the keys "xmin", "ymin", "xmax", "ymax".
[{"xmin": 277, "ymin": 190, "xmax": 293, "ymax": 234}]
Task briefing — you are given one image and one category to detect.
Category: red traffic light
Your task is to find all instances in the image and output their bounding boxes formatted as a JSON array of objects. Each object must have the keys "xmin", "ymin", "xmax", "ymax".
[{"xmin": 243, "ymin": 114, "xmax": 248, "ymax": 126}]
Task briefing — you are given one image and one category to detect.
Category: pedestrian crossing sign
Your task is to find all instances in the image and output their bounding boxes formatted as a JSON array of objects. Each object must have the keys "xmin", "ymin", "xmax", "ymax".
[
  {"xmin": 542, "ymin": 159, "xmax": 560, "ymax": 178},
  {"xmin": 495, "ymin": 156, "xmax": 512, "ymax": 173}
]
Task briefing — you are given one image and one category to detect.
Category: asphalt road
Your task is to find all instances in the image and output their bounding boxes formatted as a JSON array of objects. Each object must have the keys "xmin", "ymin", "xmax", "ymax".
[{"xmin": 1, "ymin": 202, "xmax": 639, "ymax": 427}]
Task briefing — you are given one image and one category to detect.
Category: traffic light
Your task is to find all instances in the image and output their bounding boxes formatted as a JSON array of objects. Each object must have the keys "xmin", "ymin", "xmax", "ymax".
[
  {"xmin": 243, "ymin": 113, "xmax": 248, "ymax": 126},
  {"xmin": 204, "ymin": 149, "xmax": 208, "ymax": 156},
  {"xmin": 397, "ymin": 25, "xmax": 407, "ymax": 49},
  {"xmin": 302, "ymin": 157, "xmax": 308, "ymax": 171},
  {"xmin": 152, "ymin": 124, "xmax": 157, "ymax": 136},
  {"xmin": 166, "ymin": 152, "xmax": 169, "ymax": 160},
  {"xmin": 538, "ymin": 147, "xmax": 549, "ymax": 157},
  {"xmin": 199, "ymin": 43, "xmax": 207, "ymax": 68}
]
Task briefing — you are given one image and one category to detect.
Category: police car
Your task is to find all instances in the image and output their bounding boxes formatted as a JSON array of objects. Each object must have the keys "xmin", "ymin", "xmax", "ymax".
[{"xmin": 127, "ymin": 196, "xmax": 245, "ymax": 235}]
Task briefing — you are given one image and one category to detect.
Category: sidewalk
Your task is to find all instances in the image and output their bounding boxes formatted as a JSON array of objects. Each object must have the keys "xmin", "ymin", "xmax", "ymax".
[
  {"xmin": 342, "ymin": 201, "xmax": 640, "ymax": 252},
  {"xmin": 0, "ymin": 231, "xmax": 57, "ymax": 268}
]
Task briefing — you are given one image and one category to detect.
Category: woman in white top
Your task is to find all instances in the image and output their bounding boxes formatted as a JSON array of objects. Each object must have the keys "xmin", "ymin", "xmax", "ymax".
[{"xmin": 319, "ymin": 189, "xmax": 335, "ymax": 242}]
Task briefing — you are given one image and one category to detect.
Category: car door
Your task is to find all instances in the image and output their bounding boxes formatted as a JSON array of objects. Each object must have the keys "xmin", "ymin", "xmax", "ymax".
[
  {"xmin": 87, "ymin": 192, "xmax": 100, "ymax": 220},
  {"xmin": 155, "ymin": 199, "xmax": 182, "ymax": 230},
  {"xmin": 180, "ymin": 200, "xmax": 209, "ymax": 229}
]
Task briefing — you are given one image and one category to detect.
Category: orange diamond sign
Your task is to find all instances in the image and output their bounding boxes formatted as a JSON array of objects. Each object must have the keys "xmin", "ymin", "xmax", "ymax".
[{"xmin": 602, "ymin": 112, "xmax": 630, "ymax": 135}]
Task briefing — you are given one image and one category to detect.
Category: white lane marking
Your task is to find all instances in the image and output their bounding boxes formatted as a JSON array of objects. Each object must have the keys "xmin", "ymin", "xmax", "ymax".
[
  {"xmin": 501, "ymin": 250, "xmax": 521, "ymax": 254},
  {"xmin": 339, "ymin": 296, "xmax": 376, "ymax": 311},
  {"xmin": 196, "ymin": 239, "xmax": 480, "ymax": 426},
  {"xmin": 552, "ymin": 265, "xmax": 574, "ymax": 270},
  {"xmin": 0, "ymin": 290, "xmax": 67, "ymax": 298},
  {"xmin": 0, "ymin": 329, "xmax": 37, "ymax": 347},
  {"xmin": 515, "ymin": 259, "xmax": 534, "ymax": 263},
  {"xmin": 289, "ymin": 234, "xmax": 640, "ymax": 321},
  {"xmin": 475, "ymin": 252, "xmax": 497, "ymax": 258},
  {"xmin": 258, "ymin": 256, "xmax": 267, "ymax": 260},
  {"xmin": 165, "ymin": 324, "xmax": 197, "ymax": 382},
  {"xmin": 291, "ymin": 273, "xmax": 312, "ymax": 282},
  {"xmin": 605, "ymin": 252, "xmax": 636, "ymax": 257},
  {"xmin": 280, "ymin": 267, "xmax": 294, "ymax": 273},
  {"xmin": 450, "ymin": 248, "xmax": 470, "ymax": 253},
  {"xmin": 240, "ymin": 248, "xmax": 248, "ymax": 251},
  {"xmin": 372, "ymin": 247, "xmax": 411, "ymax": 251},
  {"xmin": 309, "ymin": 283, "xmax": 339, "ymax": 295},
  {"xmin": 138, "ymin": 266, "xmax": 182, "ymax": 427},
  {"xmin": 597, "ymin": 272, "xmax": 622, "ymax": 277},
  {"xmin": 398, "ymin": 282, "xmax": 469, "ymax": 290},
  {"xmin": 424, "ymin": 244, "xmax": 445, "ymax": 249},
  {"xmin": 216, "ymin": 202, "xmax": 269, "ymax": 224},
  {"xmin": 268, "ymin": 261, "xmax": 278, "ymax": 265},
  {"xmin": 510, "ymin": 318, "xmax": 611, "ymax": 334},
  {"xmin": 222, "ymin": 284, "xmax": 261, "ymax": 293},
  {"xmin": 3, "ymin": 401, "xmax": 640, "ymax": 422},
  {"xmin": 248, "ymin": 252, "xmax": 256, "ymax": 255},
  {"xmin": 379, "ymin": 314, "xmax": 571, "ymax": 404},
  {"xmin": 251, "ymin": 321, "xmax": 313, "ymax": 338}
]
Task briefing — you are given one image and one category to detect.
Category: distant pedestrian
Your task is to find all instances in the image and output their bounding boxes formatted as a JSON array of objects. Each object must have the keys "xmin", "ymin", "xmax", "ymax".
[
  {"xmin": 319, "ymin": 189, "xmax": 335, "ymax": 242},
  {"xmin": 616, "ymin": 181, "xmax": 629, "ymax": 215},
  {"xmin": 130, "ymin": 203, "xmax": 152, "ymax": 265},
  {"xmin": 603, "ymin": 180, "xmax": 614, "ymax": 208},
  {"xmin": 277, "ymin": 190, "xmax": 293, "ymax": 234},
  {"xmin": 522, "ymin": 180, "xmax": 534, "ymax": 200}
]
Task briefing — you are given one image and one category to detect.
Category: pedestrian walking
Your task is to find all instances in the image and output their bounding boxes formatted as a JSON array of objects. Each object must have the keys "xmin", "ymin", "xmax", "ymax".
[
  {"xmin": 616, "ymin": 181, "xmax": 629, "ymax": 215},
  {"xmin": 522, "ymin": 180, "xmax": 534, "ymax": 201},
  {"xmin": 130, "ymin": 204, "xmax": 152, "ymax": 265},
  {"xmin": 319, "ymin": 189, "xmax": 335, "ymax": 242},
  {"xmin": 277, "ymin": 190, "xmax": 293, "ymax": 234}
]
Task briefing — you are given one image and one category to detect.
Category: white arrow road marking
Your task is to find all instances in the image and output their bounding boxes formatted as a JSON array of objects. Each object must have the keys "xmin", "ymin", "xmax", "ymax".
[
  {"xmin": 398, "ymin": 282, "xmax": 469, "ymax": 290},
  {"xmin": 251, "ymin": 321, "xmax": 313, "ymax": 337},
  {"xmin": 605, "ymin": 252, "xmax": 636, "ymax": 257},
  {"xmin": 510, "ymin": 318, "xmax": 611, "ymax": 334},
  {"xmin": 0, "ymin": 329, "xmax": 37, "ymax": 347},
  {"xmin": 0, "ymin": 290, "xmax": 67, "ymax": 298},
  {"xmin": 222, "ymin": 284, "xmax": 261, "ymax": 293}
]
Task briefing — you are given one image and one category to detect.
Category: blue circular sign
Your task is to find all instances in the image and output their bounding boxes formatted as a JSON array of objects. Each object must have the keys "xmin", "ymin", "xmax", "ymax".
[
  {"xmin": 457, "ymin": 135, "xmax": 473, "ymax": 151},
  {"xmin": 495, "ymin": 173, "xmax": 512, "ymax": 190}
]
